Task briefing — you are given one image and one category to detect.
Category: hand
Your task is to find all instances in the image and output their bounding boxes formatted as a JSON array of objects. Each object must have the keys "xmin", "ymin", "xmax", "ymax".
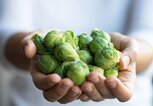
[
  {"xmin": 80, "ymin": 32, "xmax": 138, "ymax": 102},
  {"xmin": 21, "ymin": 29, "xmax": 82, "ymax": 104},
  {"xmin": 31, "ymin": 63, "xmax": 82, "ymax": 103}
]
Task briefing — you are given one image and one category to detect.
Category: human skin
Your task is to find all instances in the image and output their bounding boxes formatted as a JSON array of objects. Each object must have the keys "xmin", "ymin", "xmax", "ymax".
[{"xmin": 4, "ymin": 29, "xmax": 153, "ymax": 103}]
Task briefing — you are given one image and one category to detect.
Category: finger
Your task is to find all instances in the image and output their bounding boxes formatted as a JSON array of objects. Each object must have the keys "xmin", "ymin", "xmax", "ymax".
[
  {"xmin": 22, "ymin": 28, "xmax": 53, "ymax": 41},
  {"xmin": 119, "ymin": 55, "xmax": 130, "ymax": 69},
  {"xmin": 81, "ymin": 81, "xmax": 104, "ymax": 102},
  {"xmin": 87, "ymin": 72, "xmax": 114, "ymax": 98},
  {"xmin": 105, "ymin": 64, "xmax": 136, "ymax": 102},
  {"xmin": 79, "ymin": 93, "xmax": 90, "ymax": 102},
  {"xmin": 121, "ymin": 48, "xmax": 138, "ymax": 69},
  {"xmin": 21, "ymin": 29, "xmax": 53, "ymax": 58},
  {"xmin": 58, "ymin": 86, "xmax": 82, "ymax": 104},
  {"xmin": 24, "ymin": 39, "xmax": 37, "ymax": 58},
  {"xmin": 109, "ymin": 33, "xmax": 138, "ymax": 69},
  {"xmin": 118, "ymin": 63, "xmax": 136, "ymax": 91},
  {"xmin": 31, "ymin": 63, "xmax": 61, "ymax": 90},
  {"xmin": 109, "ymin": 32, "xmax": 124, "ymax": 50},
  {"xmin": 105, "ymin": 77, "xmax": 132, "ymax": 102},
  {"xmin": 121, "ymin": 38, "xmax": 139, "ymax": 69},
  {"xmin": 43, "ymin": 78, "xmax": 73, "ymax": 102},
  {"xmin": 120, "ymin": 37, "xmax": 138, "ymax": 66}
]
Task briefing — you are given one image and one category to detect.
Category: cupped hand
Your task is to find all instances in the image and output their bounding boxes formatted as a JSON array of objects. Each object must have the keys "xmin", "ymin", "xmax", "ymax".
[
  {"xmin": 21, "ymin": 29, "xmax": 82, "ymax": 104},
  {"xmin": 80, "ymin": 32, "xmax": 138, "ymax": 102},
  {"xmin": 31, "ymin": 63, "xmax": 81, "ymax": 103}
]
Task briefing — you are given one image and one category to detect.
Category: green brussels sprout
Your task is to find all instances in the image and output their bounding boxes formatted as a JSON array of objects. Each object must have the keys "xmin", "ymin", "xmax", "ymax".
[
  {"xmin": 67, "ymin": 60, "xmax": 90, "ymax": 85},
  {"xmin": 54, "ymin": 42, "xmax": 80, "ymax": 61},
  {"xmin": 54, "ymin": 61, "xmax": 72, "ymax": 78},
  {"xmin": 78, "ymin": 33, "xmax": 93, "ymax": 50},
  {"xmin": 44, "ymin": 30, "xmax": 65, "ymax": 49},
  {"xmin": 38, "ymin": 55, "xmax": 60, "ymax": 74},
  {"xmin": 64, "ymin": 30, "xmax": 79, "ymax": 50},
  {"xmin": 94, "ymin": 47, "xmax": 121, "ymax": 69},
  {"xmin": 77, "ymin": 50, "xmax": 93, "ymax": 64},
  {"xmin": 89, "ymin": 37, "xmax": 113, "ymax": 53},
  {"xmin": 32, "ymin": 34, "xmax": 49, "ymax": 54},
  {"xmin": 91, "ymin": 28, "xmax": 111, "ymax": 41},
  {"xmin": 104, "ymin": 68, "xmax": 118, "ymax": 78},
  {"xmin": 88, "ymin": 65, "xmax": 104, "ymax": 75}
]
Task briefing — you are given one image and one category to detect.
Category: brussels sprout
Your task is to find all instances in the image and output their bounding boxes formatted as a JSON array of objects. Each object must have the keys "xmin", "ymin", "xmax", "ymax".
[
  {"xmin": 54, "ymin": 42, "xmax": 80, "ymax": 61},
  {"xmin": 38, "ymin": 55, "xmax": 60, "ymax": 74},
  {"xmin": 78, "ymin": 33, "xmax": 93, "ymax": 50},
  {"xmin": 94, "ymin": 47, "xmax": 121, "ymax": 69},
  {"xmin": 44, "ymin": 30, "xmax": 65, "ymax": 49},
  {"xmin": 91, "ymin": 28, "xmax": 111, "ymax": 41},
  {"xmin": 77, "ymin": 50, "xmax": 93, "ymax": 64},
  {"xmin": 104, "ymin": 68, "xmax": 118, "ymax": 78},
  {"xmin": 88, "ymin": 65, "xmax": 104, "ymax": 75},
  {"xmin": 54, "ymin": 61, "xmax": 73, "ymax": 78},
  {"xmin": 64, "ymin": 30, "xmax": 79, "ymax": 50},
  {"xmin": 67, "ymin": 60, "xmax": 89, "ymax": 85},
  {"xmin": 32, "ymin": 34, "xmax": 49, "ymax": 54},
  {"xmin": 89, "ymin": 37, "xmax": 113, "ymax": 53}
]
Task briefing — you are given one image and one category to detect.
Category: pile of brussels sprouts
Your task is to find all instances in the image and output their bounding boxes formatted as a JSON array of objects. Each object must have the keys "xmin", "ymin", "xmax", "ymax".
[{"xmin": 32, "ymin": 28, "xmax": 121, "ymax": 85}]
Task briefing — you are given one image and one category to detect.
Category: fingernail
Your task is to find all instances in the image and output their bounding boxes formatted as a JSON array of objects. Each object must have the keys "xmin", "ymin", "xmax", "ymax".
[
  {"xmin": 107, "ymin": 79, "xmax": 116, "ymax": 89},
  {"xmin": 82, "ymin": 95, "xmax": 88, "ymax": 100},
  {"xmin": 122, "ymin": 55, "xmax": 130, "ymax": 69}
]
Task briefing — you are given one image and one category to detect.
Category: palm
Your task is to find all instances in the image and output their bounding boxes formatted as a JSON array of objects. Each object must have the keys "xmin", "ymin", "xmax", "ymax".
[{"xmin": 80, "ymin": 33, "xmax": 138, "ymax": 102}]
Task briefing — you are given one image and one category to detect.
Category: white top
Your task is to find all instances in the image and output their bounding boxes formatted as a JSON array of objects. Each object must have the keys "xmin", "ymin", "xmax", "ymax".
[{"xmin": 0, "ymin": 0, "xmax": 153, "ymax": 106}]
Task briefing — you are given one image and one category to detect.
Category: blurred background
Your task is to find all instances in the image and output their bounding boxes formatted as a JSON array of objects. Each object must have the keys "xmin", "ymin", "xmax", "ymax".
[{"xmin": 0, "ymin": 0, "xmax": 153, "ymax": 106}]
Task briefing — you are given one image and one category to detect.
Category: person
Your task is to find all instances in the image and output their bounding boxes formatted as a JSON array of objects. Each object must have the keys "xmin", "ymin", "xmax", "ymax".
[{"xmin": 0, "ymin": 0, "xmax": 153, "ymax": 106}]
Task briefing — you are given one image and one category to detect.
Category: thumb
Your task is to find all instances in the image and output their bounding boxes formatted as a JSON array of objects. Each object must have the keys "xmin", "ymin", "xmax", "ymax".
[
  {"xmin": 119, "ymin": 55, "xmax": 130, "ymax": 69},
  {"xmin": 23, "ymin": 39, "xmax": 36, "ymax": 59},
  {"xmin": 119, "ymin": 37, "xmax": 139, "ymax": 69},
  {"xmin": 119, "ymin": 46, "xmax": 138, "ymax": 69}
]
